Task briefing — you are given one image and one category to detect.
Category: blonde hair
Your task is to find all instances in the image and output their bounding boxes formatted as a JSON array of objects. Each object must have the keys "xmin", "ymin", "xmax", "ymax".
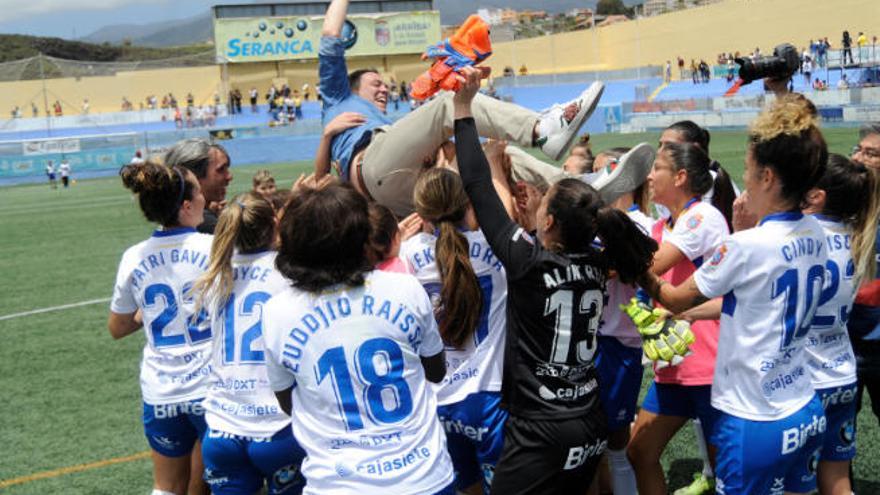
[
  {"xmin": 413, "ymin": 168, "xmax": 482, "ymax": 349},
  {"xmin": 749, "ymin": 94, "xmax": 820, "ymax": 142},
  {"xmin": 193, "ymin": 192, "xmax": 276, "ymax": 312}
]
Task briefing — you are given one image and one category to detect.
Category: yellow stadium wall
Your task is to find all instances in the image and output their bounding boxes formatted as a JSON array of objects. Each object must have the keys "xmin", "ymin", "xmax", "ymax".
[
  {"xmin": 226, "ymin": 53, "xmax": 425, "ymax": 95},
  {"xmin": 1, "ymin": 65, "xmax": 221, "ymax": 116},
  {"xmin": 2, "ymin": 0, "xmax": 876, "ymax": 116},
  {"xmin": 492, "ymin": 0, "xmax": 879, "ymax": 75}
]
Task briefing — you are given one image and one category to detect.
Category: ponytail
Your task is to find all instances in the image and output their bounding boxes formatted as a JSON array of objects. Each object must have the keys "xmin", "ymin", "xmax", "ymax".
[
  {"xmin": 414, "ymin": 168, "xmax": 482, "ymax": 348},
  {"xmin": 595, "ymin": 206, "xmax": 658, "ymax": 283},
  {"xmin": 708, "ymin": 161, "xmax": 736, "ymax": 231},
  {"xmin": 193, "ymin": 192, "xmax": 276, "ymax": 313},
  {"xmin": 119, "ymin": 160, "xmax": 193, "ymax": 226},
  {"xmin": 817, "ymin": 154, "xmax": 880, "ymax": 284},
  {"xmin": 435, "ymin": 220, "xmax": 483, "ymax": 348}
]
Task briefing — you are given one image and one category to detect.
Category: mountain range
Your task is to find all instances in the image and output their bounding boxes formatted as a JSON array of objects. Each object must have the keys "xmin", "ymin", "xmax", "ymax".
[{"xmin": 82, "ymin": 0, "xmax": 642, "ymax": 47}]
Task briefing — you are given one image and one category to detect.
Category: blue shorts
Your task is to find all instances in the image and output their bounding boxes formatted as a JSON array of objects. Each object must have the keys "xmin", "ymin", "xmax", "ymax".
[
  {"xmin": 817, "ymin": 383, "xmax": 857, "ymax": 461},
  {"xmin": 202, "ymin": 427, "xmax": 306, "ymax": 495},
  {"xmin": 437, "ymin": 391, "xmax": 507, "ymax": 493},
  {"xmin": 595, "ymin": 336, "xmax": 643, "ymax": 431},
  {"xmin": 712, "ymin": 394, "xmax": 825, "ymax": 495},
  {"xmin": 641, "ymin": 382, "xmax": 718, "ymax": 440},
  {"xmin": 143, "ymin": 400, "xmax": 207, "ymax": 457}
]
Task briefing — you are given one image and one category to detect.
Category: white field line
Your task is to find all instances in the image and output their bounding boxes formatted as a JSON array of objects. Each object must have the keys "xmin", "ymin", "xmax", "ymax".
[{"xmin": 0, "ymin": 297, "xmax": 110, "ymax": 322}]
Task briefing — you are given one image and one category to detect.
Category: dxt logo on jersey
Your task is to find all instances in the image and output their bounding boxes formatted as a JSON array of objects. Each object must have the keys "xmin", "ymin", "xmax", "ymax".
[
  {"xmin": 781, "ymin": 414, "xmax": 826, "ymax": 455},
  {"xmin": 563, "ymin": 438, "xmax": 607, "ymax": 470}
]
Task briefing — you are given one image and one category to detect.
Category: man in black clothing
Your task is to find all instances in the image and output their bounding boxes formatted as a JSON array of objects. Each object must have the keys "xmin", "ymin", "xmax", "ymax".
[{"xmin": 164, "ymin": 138, "xmax": 232, "ymax": 234}]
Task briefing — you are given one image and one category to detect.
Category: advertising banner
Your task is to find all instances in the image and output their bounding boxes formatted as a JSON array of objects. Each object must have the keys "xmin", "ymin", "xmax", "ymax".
[
  {"xmin": 22, "ymin": 138, "xmax": 81, "ymax": 156},
  {"xmin": 214, "ymin": 11, "xmax": 441, "ymax": 63}
]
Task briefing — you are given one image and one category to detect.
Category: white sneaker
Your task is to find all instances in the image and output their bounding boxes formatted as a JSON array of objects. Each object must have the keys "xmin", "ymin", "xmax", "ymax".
[
  {"xmin": 590, "ymin": 142, "xmax": 655, "ymax": 205},
  {"xmin": 537, "ymin": 82, "xmax": 605, "ymax": 161}
]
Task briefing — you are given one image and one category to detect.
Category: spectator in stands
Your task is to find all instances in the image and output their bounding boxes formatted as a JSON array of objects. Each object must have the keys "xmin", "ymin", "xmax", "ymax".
[
  {"xmin": 164, "ymin": 138, "xmax": 232, "ymax": 234},
  {"xmin": 504, "ymin": 66, "xmax": 514, "ymax": 77},
  {"xmin": 802, "ymin": 55, "xmax": 813, "ymax": 86},
  {"xmin": 82, "ymin": 98, "xmax": 89, "ymax": 115},
  {"xmin": 249, "ymin": 87, "xmax": 258, "ymax": 112},
  {"xmin": 838, "ymin": 74, "xmax": 850, "ymax": 90},
  {"xmin": 302, "ymin": 83, "xmax": 311, "ymax": 100},
  {"xmin": 678, "ymin": 56, "xmax": 685, "ymax": 78},
  {"xmin": 519, "ymin": 64, "xmax": 529, "ymax": 76},
  {"xmin": 174, "ymin": 107, "xmax": 183, "ymax": 128},
  {"xmin": 858, "ymin": 32, "xmax": 868, "ymax": 62},
  {"xmin": 186, "ymin": 92, "xmax": 195, "ymax": 108},
  {"xmin": 843, "ymin": 30, "xmax": 854, "ymax": 65},
  {"xmin": 399, "ymin": 79, "xmax": 409, "ymax": 101},
  {"xmin": 390, "ymin": 84, "xmax": 400, "ymax": 111},
  {"xmin": 726, "ymin": 59, "xmax": 735, "ymax": 83},
  {"xmin": 233, "ymin": 88, "xmax": 242, "ymax": 114},
  {"xmin": 691, "ymin": 59, "xmax": 699, "ymax": 84},
  {"xmin": 293, "ymin": 91, "xmax": 303, "ymax": 119},
  {"xmin": 53, "ymin": 101, "xmax": 62, "ymax": 117},
  {"xmin": 819, "ymin": 37, "xmax": 830, "ymax": 67},
  {"xmin": 31, "ymin": 102, "xmax": 38, "ymax": 118},
  {"xmin": 665, "ymin": 61, "xmax": 672, "ymax": 82},
  {"xmin": 10, "ymin": 106, "xmax": 20, "ymax": 119},
  {"xmin": 699, "ymin": 60, "xmax": 710, "ymax": 83}
]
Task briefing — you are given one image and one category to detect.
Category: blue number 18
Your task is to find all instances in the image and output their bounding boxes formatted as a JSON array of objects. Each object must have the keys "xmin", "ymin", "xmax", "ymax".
[{"xmin": 316, "ymin": 337, "xmax": 413, "ymax": 431}]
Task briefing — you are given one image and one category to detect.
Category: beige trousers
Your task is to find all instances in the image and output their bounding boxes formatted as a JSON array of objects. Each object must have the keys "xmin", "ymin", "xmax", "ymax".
[{"xmin": 361, "ymin": 92, "xmax": 564, "ymax": 217}]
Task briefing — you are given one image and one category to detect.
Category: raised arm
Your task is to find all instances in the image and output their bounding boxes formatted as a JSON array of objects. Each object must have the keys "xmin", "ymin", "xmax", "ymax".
[
  {"xmin": 314, "ymin": 112, "xmax": 366, "ymax": 179},
  {"xmin": 454, "ymin": 67, "xmax": 537, "ymax": 279},
  {"xmin": 322, "ymin": 0, "xmax": 349, "ymax": 37}
]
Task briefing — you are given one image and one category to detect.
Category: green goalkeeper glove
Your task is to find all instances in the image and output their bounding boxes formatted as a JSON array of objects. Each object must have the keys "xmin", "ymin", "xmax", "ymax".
[{"xmin": 620, "ymin": 297, "xmax": 696, "ymax": 368}]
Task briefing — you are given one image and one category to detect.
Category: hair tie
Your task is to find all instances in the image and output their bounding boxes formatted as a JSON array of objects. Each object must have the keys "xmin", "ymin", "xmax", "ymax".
[
  {"xmin": 236, "ymin": 201, "xmax": 246, "ymax": 209},
  {"xmin": 174, "ymin": 168, "xmax": 186, "ymax": 206}
]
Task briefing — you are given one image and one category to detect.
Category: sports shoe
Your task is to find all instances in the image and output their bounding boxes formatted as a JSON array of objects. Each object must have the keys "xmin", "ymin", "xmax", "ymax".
[
  {"xmin": 537, "ymin": 81, "xmax": 605, "ymax": 161},
  {"xmin": 590, "ymin": 142, "xmax": 655, "ymax": 205},
  {"xmin": 673, "ymin": 473, "xmax": 715, "ymax": 495}
]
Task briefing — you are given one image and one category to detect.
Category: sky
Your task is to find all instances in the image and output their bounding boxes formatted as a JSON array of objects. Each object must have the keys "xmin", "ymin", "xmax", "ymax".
[{"xmin": 0, "ymin": 0, "xmax": 223, "ymax": 38}]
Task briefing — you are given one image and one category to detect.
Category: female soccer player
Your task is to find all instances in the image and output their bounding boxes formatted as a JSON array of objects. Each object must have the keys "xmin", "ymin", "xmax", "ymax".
[
  {"xmin": 802, "ymin": 154, "xmax": 880, "ymax": 495},
  {"xmin": 261, "ymin": 183, "xmax": 455, "ymax": 494},
  {"xmin": 590, "ymin": 146, "xmax": 655, "ymax": 495},
  {"xmin": 627, "ymin": 141, "xmax": 730, "ymax": 495},
  {"xmin": 453, "ymin": 67, "xmax": 657, "ymax": 494},
  {"xmin": 191, "ymin": 192, "xmax": 306, "ymax": 495},
  {"xmin": 108, "ymin": 160, "xmax": 213, "ymax": 495},
  {"xmin": 658, "ymin": 120, "xmax": 738, "ymax": 230},
  {"xmin": 639, "ymin": 94, "xmax": 830, "ymax": 495},
  {"xmin": 400, "ymin": 167, "xmax": 509, "ymax": 494}
]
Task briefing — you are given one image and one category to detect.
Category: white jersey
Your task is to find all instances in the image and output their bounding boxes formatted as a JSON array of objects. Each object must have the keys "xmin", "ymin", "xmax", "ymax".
[
  {"xmin": 695, "ymin": 212, "xmax": 827, "ymax": 420},
  {"xmin": 59, "ymin": 162, "xmax": 70, "ymax": 177},
  {"xmin": 111, "ymin": 228, "xmax": 214, "ymax": 404},
  {"xmin": 400, "ymin": 230, "xmax": 508, "ymax": 405},
  {"xmin": 599, "ymin": 207, "xmax": 654, "ymax": 347},
  {"xmin": 203, "ymin": 251, "xmax": 292, "ymax": 438},
  {"xmin": 804, "ymin": 216, "xmax": 858, "ymax": 388},
  {"xmin": 263, "ymin": 270, "xmax": 454, "ymax": 495}
]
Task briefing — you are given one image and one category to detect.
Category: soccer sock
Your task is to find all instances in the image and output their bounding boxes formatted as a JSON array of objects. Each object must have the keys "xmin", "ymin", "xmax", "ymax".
[
  {"xmin": 607, "ymin": 448, "xmax": 638, "ymax": 495},
  {"xmin": 692, "ymin": 419, "xmax": 714, "ymax": 478},
  {"xmin": 151, "ymin": 490, "xmax": 177, "ymax": 495}
]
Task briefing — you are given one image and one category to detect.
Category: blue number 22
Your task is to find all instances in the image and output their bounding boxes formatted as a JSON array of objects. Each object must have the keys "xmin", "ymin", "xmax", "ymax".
[
  {"xmin": 316, "ymin": 337, "xmax": 413, "ymax": 431},
  {"xmin": 144, "ymin": 283, "xmax": 211, "ymax": 348}
]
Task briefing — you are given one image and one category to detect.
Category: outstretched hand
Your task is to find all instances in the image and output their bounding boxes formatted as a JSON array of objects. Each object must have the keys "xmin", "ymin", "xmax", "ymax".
[
  {"xmin": 324, "ymin": 112, "xmax": 366, "ymax": 138},
  {"xmin": 453, "ymin": 66, "xmax": 491, "ymax": 117}
]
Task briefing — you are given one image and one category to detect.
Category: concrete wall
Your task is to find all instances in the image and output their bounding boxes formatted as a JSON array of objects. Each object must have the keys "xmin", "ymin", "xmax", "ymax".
[
  {"xmin": 491, "ymin": 0, "xmax": 879, "ymax": 74},
  {"xmin": 2, "ymin": 66, "xmax": 222, "ymax": 116}
]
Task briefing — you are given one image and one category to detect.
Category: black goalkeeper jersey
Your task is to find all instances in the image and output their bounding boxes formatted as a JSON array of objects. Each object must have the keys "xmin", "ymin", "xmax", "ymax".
[{"xmin": 455, "ymin": 117, "xmax": 607, "ymax": 420}]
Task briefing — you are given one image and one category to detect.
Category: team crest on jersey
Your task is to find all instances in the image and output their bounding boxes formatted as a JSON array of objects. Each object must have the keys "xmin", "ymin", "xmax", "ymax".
[
  {"xmin": 709, "ymin": 245, "xmax": 728, "ymax": 266},
  {"xmin": 686, "ymin": 213, "xmax": 703, "ymax": 231}
]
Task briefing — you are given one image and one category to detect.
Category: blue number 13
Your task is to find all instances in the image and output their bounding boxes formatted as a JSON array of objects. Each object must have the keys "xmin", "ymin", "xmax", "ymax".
[{"xmin": 316, "ymin": 337, "xmax": 413, "ymax": 431}]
